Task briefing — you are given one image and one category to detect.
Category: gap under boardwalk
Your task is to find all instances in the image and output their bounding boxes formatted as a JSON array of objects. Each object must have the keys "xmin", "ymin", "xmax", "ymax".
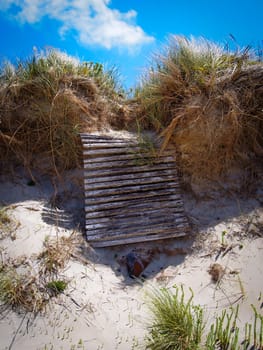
[{"xmin": 81, "ymin": 133, "xmax": 189, "ymax": 247}]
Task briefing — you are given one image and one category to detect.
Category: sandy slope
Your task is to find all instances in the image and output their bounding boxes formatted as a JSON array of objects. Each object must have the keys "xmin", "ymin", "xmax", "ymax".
[{"xmin": 0, "ymin": 168, "xmax": 262, "ymax": 350}]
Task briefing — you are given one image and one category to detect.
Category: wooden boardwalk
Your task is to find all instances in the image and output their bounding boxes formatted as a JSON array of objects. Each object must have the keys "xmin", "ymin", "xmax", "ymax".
[{"xmin": 81, "ymin": 134, "xmax": 189, "ymax": 247}]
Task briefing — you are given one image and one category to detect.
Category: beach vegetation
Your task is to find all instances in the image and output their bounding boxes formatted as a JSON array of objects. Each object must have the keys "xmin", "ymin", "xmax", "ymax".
[
  {"xmin": 46, "ymin": 279, "xmax": 67, "ymax": 295},
  {"xmin": 146, "ymin": 285, "xmax": 204, "ymax": 350},
  {"xmin": 38, "ymin": 233, "xmax": 75, "ymax": 275},
  {"xmin": 135, "ymin": 36, "xmax": 263, "ymax": 184},
  {"xmin": 0, "ymin": 265, "xmax": 47, "ymax": 312},
  {"xmin": 146, "ymin": 285, "xmax": 263, "ymax": 350},
  {"xmin": 0, "ymin": 48, "xmax": 128, "ymax": 175},
  {"xmin": 0, "ymin": 206, "xmax": 11, "ymax": 229}
]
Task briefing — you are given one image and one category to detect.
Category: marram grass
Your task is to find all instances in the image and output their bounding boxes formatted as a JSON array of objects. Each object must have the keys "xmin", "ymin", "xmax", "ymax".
[
  {"xmin": 0, "ymin": 48, "xmax": 127, "ymax": 175},
  {"xmin": 136, "ymin": 36, "xmax": 263, "ymax": 183},
  {"xmin": 145, "ymin": 285, "xmax": 263, "ymax": 350},
  {"xmin": 146, "ymin": 285, "xmax": 204, "ymax": 350}
]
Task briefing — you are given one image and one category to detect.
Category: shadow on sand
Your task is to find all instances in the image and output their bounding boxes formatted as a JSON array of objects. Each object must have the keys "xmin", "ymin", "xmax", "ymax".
[{"xmin": 1, "ymin": 167, "xmax": 262, "ymax": 285}]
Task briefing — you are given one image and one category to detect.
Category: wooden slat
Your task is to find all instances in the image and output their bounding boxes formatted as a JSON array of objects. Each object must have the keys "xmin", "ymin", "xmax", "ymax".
[
  {"xmin": 84, "ymin": 175, "xmax": 176, "ymax": 190},
  {"xmin": 85, "ymin": 213, "xmax": 187, "ymax": 231},
  {"xmin": 86, "ymin": 222, "xmax": 189, "ymax": 241},
  {"xmin": 83, "ymin": 148, "xmax": 144, "ymax": 157},
  {"xmin": 83, "ymin": 153, "xmax": 173, "ymax": 163},
  {"xmin": 90, "ymin": 231, "xmax": 187, "ymax": 247},
  {"xmin": 85, "ymin": 188, "xmax": 180, "ymax": 205},
  {"xmin": 85, "ymin": 180, "xmax": 180, "ymax": 197},
  {"xmin": 85, "ymin": 206, "xmax": 184, "ymax": 223},
  {"xmin": 80, "ymin": 134, "xmax": 135, "ymax": 142},
  {"xmin": 80, "ymin": 134, "xmax": 189, "ymax": 247},
  {"xmin": 82, "ymin": 142, "xmax": 139, "ymax": 149},
  {"xmin": 84, "ymin": 162, "xmax": 176, "ymax": 177},
  {"xmin": 84, "ymin": 169, "xmax": 176, "ymax": 183},
  {"xmin": 84, "ymin": 196, "xmax": 183, "ymax": 214},
  {"xmin": 83, "ymin": 163, "xmax": 177, "ymax": 177}
]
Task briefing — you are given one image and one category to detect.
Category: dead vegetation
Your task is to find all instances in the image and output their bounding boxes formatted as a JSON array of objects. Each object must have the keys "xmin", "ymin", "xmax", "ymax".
[
  {"xmin": 0, "ymin": 262, "xmax": 48, "ymax": 312},
  {"xmin": 39, "ymin": 233, "xmax": 76, "ymax": 275},
  {"xmin": 0, "ymin": 233, "xmax": 76, "ymax": 313},
  {"xmin": 0, "ymin": 205, "xmax": 18, "ymax": 240},
  {"xmin": 135, "ymin": 36, "xmax": 263, "ymax": 186}
]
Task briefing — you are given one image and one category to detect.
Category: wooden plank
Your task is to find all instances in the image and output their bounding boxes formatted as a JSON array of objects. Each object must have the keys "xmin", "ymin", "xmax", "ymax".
[
  {"xmin": 83, "ymin": 161, "xmax": 176, "ymax": 173},
  {"xmin": 86, "ymin": 216, "xmax": 188, "ymax": 233},
  {"xmin": 85, "ymin": 206, "xmax": 185, "ymax": 223},
  {"xmin": 85, "ymin": 196, "xmax": 183, "ymax": 214},
  {"xmin": 80, "ymin": 134, "xmax": 135, "ymax": 142},
  {"xmin": 84, "ymin": 169, "xmax": 176, "ymax": 183},
  {"xmin": 85, "ymin": 180, "xmax": 179, "ymax": 196},
  {"xmin": 83, "ymin": 148, "xmax": 144, "ymax": 157},
  {"xmin": 83, "ymin": 153, "xmax": 174, "ymax": 163},
  {"xmin": 83, "ymin": 163, "xmax": 177, "ymax": 177},
  {"xmin": 90, "ymin": 231, "xmax": 187, "ymax": 247},
  {"xmin": 85, "ymin": 203, "xmax": 184, "ymax": 220},
  {"xmin": 84, "ymin": 175, "xmax": 176, "ymax": 190},
  {"xmin": 85, "ymin": 183, "xmax": 180, "ymax": 201},
  {"xmin": 86, "ymin": 212, "xmax": 186, "ymax": 231},
  {"xmin": 85, "ymin": 189, "xmax": 181, "ymax": 205},
  {"xmin": 82, "ymin": 142, "xmax": 139, "ymax": 149},
  {"xmin": 86, "ymin": 221, "xmax": 189, "ymax": 240}
]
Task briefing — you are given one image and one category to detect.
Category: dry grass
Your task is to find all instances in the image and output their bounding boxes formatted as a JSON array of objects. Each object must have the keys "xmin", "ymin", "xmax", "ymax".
[
  {"xmin": 0, "ymin": 264, "xmax": 47, "ymax": 312},
  {"xmin": 38, "ymin": 233, "xmax": 76, "ymax": 275},
  {"xmin": 136, "ymin": 36, "xmax": 263, "ymax": 184},
  {"xmin": 0, "ymin": 233, "xmax": 75, "ymax": 313},
  {"xmin": 0, "ymin": 205, "xmax": 18, "ymax": 240},
  {"xmin": 0, "ymin": 206, "xmax": 11, "ymax": 228},
  {"xmin": 0, "ymin": 49, "xmax": 128, "ymax": 175}
]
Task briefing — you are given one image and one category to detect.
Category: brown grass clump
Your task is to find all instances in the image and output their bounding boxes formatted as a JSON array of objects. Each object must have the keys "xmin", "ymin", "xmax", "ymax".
[
  {"xmin": 136, "ymin": 36, "xmax": 263, "ymax": 185},
  {"xmin": 0, "ymin": 49, "xmax": 128, "ymax": 175},
  {"xmin": 38, "ymin": 233, "xmax": 76, "ymax": 275},
  {"xmin": 0, "ymin": 264, "xmax": 47, "ymax": 312}
]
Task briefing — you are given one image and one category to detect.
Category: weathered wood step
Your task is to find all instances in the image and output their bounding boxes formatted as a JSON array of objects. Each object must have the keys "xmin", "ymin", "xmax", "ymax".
[{"xmin": 80, "ymin": 134, "xmax": 189, "ymax": 247}]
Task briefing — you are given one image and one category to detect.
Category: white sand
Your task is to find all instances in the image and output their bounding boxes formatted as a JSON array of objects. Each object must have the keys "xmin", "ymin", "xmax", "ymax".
[{"xmin": 0, "ymin": 169, "xmax": 262, "ymax": 349}]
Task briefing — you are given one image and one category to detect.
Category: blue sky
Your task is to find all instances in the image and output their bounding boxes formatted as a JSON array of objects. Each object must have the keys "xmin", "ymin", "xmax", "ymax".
[{"xmin": 0, "ymin": 0, "xmax": 262, "ymax": 88}]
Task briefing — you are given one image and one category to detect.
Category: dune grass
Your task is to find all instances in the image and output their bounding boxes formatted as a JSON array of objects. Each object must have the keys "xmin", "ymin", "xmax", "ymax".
[
  {"xmin": 0, "ymin": 234, "xmax": 74, "ymax": 313},
  {"xmin": 0, "ymin": 49, "xmax": 127, "ymax": 175},
  {"xmin": 135, "ymin": 36, "xmax": 263, "ymax": 183},
  {"xmin": 46, "ymin": 280, "xmax": 68, "ymax": 296},
  {"xmin": 146, "ymin": 285, "xmax": 263, "ymax": 350},
  {"xmin": 0, "ymin": 206, "xmax": 11, "ymax": 228},
  {"xmin": 38, "ymin": 233, "xmax": 76, "ymax": 275},
  {"xmin": 146, "ymin": 285, "xmax": 204, "ymax": 350},
  {"xmin": 0, "ymin": 265, "xmax": 47, "ymax": 312}
]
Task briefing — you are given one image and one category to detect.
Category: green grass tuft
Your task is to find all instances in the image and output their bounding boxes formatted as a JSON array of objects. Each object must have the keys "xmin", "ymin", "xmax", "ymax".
[
  {"xmin": 146, "ymin": 285, "xmax": 204, "ymax": 350},
  {"xmin": 46, "ymin": 280, "xmax": 67, "ymax": 295}
]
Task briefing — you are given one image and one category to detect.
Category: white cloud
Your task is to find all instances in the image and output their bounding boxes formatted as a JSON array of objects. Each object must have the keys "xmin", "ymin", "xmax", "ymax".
[{"xmin": 0, "ymin": 0, "xmax": 154, "ymax": 50}]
